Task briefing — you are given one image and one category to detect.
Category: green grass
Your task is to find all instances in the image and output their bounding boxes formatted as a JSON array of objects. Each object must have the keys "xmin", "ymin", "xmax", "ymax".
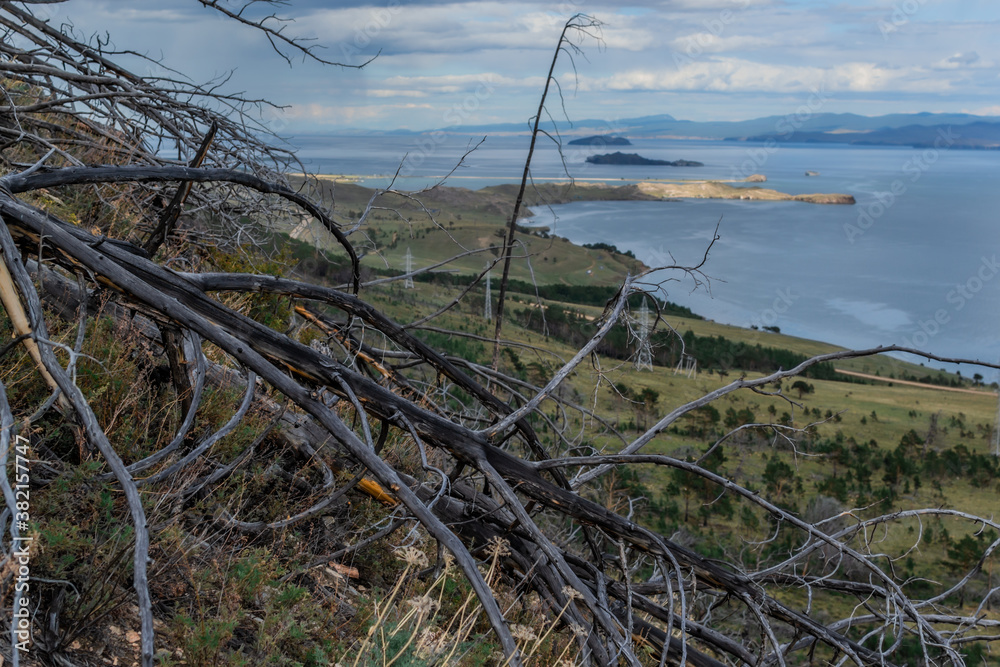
[
  {"xmin": 276, "ymin": 180, "xmax": 1000, "ymax": 658},
  {"xmin": 285, "ymin": 179, "xmax": 648, "ymax": 285}
]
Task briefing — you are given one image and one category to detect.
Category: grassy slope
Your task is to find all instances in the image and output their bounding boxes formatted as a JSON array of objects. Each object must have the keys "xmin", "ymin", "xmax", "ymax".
[
  {"xmin": 362, "ymin": 279, "xmax": 999, "ymax": 652},
  {"xmin": 286, "ymin": 178, "xmax": 999, "ymax": 497},
  {"xmin": 288, "ymin": 178, "xmax": 651, "ymax": 285},
  {"xmin": 337, "ymin": 251, "xmax": 997, "ymax": 462},
  {"xmin": 356, "ymin": 275, "xmax": 998, "ymax": 539},
  {"xmin": 14, "ymin": 143, "xmax": 991, "ymax": 666},
  {"xmin": 288, "ymin": 177, "xmax": 986, "ymax": 394},
  {"xmin": 286, "ymin": 179, "xmax": 1000, "ymax": 650}
]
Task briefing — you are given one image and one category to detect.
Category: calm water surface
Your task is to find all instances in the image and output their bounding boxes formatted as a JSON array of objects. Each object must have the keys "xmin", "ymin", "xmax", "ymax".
[{"xmin": 294, "ymin": 134, "xmax": 1000, "ymax": 380}]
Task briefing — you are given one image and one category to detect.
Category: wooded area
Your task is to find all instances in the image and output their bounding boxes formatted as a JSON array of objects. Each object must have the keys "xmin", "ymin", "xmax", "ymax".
[{"xmin": 0, "ymin": 3, "xmax": 997, "ymax": 666}]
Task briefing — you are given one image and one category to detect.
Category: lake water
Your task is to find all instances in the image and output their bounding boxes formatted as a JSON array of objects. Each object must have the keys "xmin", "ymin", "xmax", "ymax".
[{"xmin": 293, "ymin": 133, "xmax": 1000, "ymax": 381}]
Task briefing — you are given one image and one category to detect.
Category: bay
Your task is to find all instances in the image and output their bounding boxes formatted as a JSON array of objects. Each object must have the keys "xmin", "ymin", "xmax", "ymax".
[{"xmin": 293, "ymin": 133, "xmax": 1000, "ymax": 381}]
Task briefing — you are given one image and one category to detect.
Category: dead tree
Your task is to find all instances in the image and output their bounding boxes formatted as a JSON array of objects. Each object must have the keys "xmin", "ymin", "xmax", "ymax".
[{"xmin": 0, "ymin": 4, "xmax": 997, "ymax": 667}]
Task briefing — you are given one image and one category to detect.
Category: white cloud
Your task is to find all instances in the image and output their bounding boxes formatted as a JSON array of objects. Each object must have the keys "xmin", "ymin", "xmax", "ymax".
[
  {"xmin": 43, "ymin": 0, "xmax": 1000, "ymax": 130},
  {"xmin": 669, "ymin": 33, "xmax": 779, "ymax": 54},
  {"xmin": 288, "ymin": 102, "xmax": 433, "ymax": 125},
  {"xmin": 665, "ymin": 0, "xmax": 776, "ymax": 9},
  {"xmin": 965, "ymin": 105, "xmax": 1000, "ymax": 117},
  {"xmin": 382, "ymin": 73, "xmax": 544, "ymax": 93},
  {"xmin": 585, "ymin": 59, "xmax": 953, "ymax": 94},
  {"xmin": 302, "ymin": 2, "xmax": 585, "ymax": 55},
  {"xmin": 367, "ymin": 90, "xmax": 428, "ymax": 98}
]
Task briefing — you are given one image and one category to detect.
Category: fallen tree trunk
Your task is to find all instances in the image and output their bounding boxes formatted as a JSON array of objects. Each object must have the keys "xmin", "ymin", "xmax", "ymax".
[{"xmin": 12, "ymin": 211, "xmax": 934, "ymax": 667}]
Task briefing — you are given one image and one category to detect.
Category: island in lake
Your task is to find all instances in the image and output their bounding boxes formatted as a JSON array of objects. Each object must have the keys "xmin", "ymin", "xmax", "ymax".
[
  {"xmin": 568, "ymin": 134, "xmax": 631, "ymax": 146},
  {"xmin": 586, "ymin": 151, "xmax": 703, "ymax": 167}
]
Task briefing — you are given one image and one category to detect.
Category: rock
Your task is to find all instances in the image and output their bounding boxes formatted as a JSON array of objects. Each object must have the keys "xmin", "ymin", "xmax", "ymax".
[
  {"xmin": 792, "ymin": 193, "xmax": 855, "ymax": 204},
  {"xmin": 745, "ymin": 174, "xmax": 767, "ymax": 182},
  {"xmin": 327, "ymin": 562, "xmax": 360, "ymax": 579}
]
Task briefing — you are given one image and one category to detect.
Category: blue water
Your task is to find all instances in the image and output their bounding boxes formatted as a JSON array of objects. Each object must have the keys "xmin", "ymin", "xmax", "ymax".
[
  {"xmin": 295, "ymin": 133, "xmax": 726, "ymax": 189},
  {"xmin": 293, "ymin": 133, "xmax": 1000, "ymax": 381}
]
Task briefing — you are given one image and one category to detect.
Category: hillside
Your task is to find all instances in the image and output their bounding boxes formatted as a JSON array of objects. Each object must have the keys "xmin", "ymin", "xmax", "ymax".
[
  {"xmin": 280, "ymin": 221, "xmax": 1000, "ymax": 666},
  {"xmin": 1, "ymin": 6, "xmax": 997, "ymax": 667},
  {"xmin": 287, "ymin": 178, "xmax": 653, "ymax": 285},
  {"xmin": 742, "ymin": 121, "xmax": 1000, "ymax": 149},
  {"xmin": 567, "ymin": 135, "xmax": 632, "ymax": 146}
]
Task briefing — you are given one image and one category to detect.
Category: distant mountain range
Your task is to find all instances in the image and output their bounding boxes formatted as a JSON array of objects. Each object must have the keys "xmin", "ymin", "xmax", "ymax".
[
  {"xmin": 359, "ymin": 112, "xmax": 1000, "ymax": 149},
  {"xmin": 567, "ymin": 134, "xmax": 631, "ymax": 146},
  {"xmin": 739, "ymin": 121, "xmax": 1000, "ymax": 149}
]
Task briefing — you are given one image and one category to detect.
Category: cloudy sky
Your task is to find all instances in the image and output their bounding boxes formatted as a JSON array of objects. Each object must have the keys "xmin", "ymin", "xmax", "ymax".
[{"xmin": 43, "ymin": 0, "xmax": 1000, "ymax": 131}]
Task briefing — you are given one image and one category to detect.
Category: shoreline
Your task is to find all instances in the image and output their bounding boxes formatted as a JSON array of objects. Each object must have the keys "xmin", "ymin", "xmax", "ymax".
[
  {"xmin": 299, "ymin": 173, "xmax": 856, "ymax": 205},
  {"xmin": 636, "ymin": 180, "xmax": 856, "ymax": 205}
]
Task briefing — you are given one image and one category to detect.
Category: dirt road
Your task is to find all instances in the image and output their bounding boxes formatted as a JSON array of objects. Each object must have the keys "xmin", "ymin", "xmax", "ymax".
[{"xmin": 835, "ymin": 369, "xmax": 998, "ymax": 396}]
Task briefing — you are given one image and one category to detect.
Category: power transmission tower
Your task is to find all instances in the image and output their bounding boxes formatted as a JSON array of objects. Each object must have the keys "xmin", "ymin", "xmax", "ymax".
[
  {"xmin": 484, "ymin": 264, "xmax": 492, "ymax": 321},
  {"xmin": 993, "ymin": 389, "xmax": 999, "ymax": 457},
  {"xmin": 404, "ymin": 247, "xmax": 414, "ymax": 289},
  {"xmin": 673, "ymin": 353, "xmax": 697, "ymax": 379},
  {"xmin": 634, "ymin": 299, "xmax": 653, "ymax": 371}
]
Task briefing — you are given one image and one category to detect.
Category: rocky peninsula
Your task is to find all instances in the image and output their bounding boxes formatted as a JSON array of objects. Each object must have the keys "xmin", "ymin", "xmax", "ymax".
[{"xmin": 636, "ymin": 179, "xmax": 855, "ymax": 205}]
